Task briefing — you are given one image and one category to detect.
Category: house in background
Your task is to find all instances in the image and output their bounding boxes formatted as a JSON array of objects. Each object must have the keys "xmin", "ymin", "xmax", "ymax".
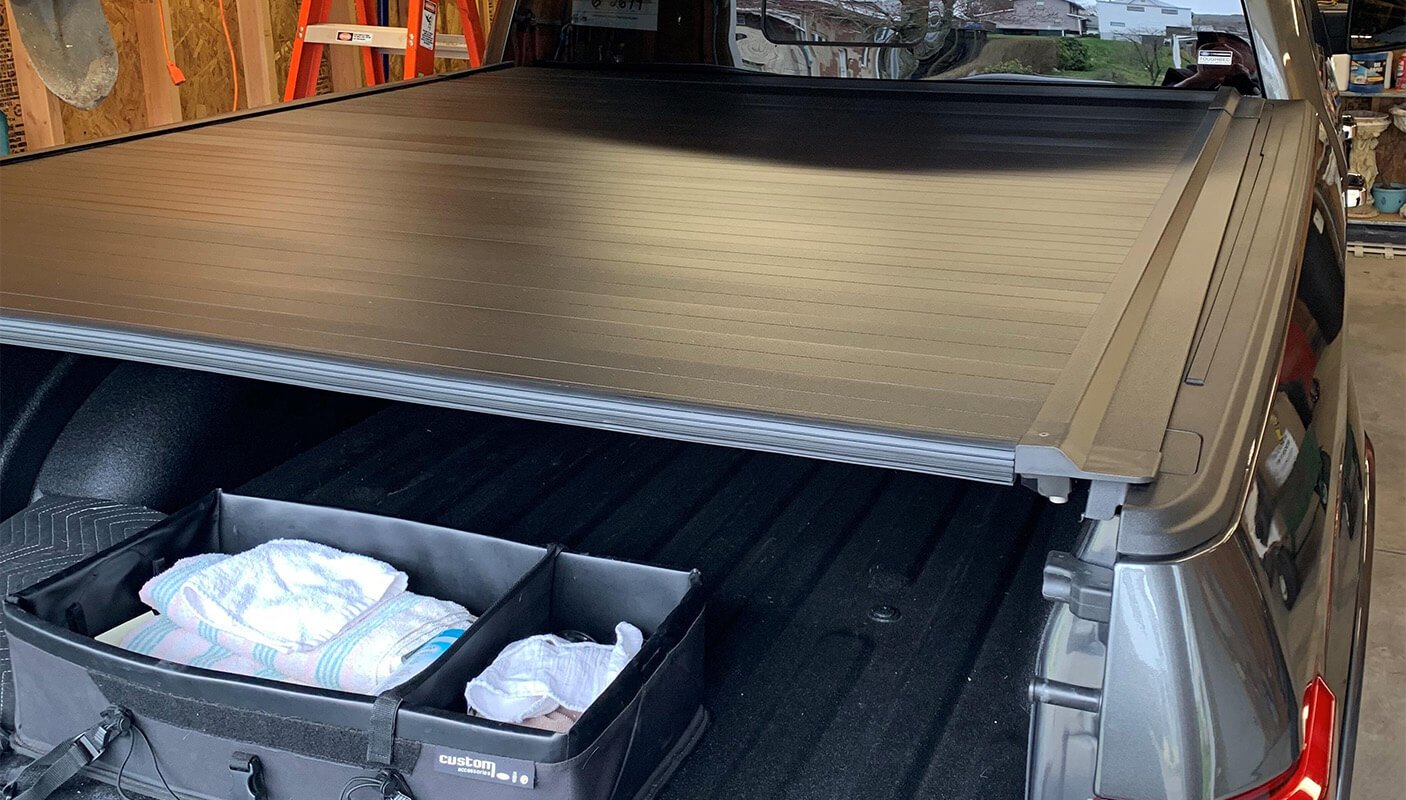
[
  {"xmin": 971, "ymin": 0, "xmax": 1091, "ymax": 37},
  {"xmin": 1191, "ymin": 13, "xmax": 1251, "ymax": 38},
  {"xmin": 1096, "ymin": 0, "xmax": 1193, "ymax": 40}
]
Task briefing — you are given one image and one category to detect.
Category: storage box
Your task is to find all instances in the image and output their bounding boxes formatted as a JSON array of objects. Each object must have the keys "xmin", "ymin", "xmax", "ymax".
[{"xmin": 4, "ymin": 491, "xmax": 705, "ymax": 800}]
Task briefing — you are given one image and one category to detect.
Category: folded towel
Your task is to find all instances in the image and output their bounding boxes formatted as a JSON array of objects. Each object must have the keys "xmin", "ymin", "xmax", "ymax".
[
  {"xmin": 465, "ymin": 622, "xmax": 643, "ymax": 724},
  {"xmin": 140, "ymin": 540, "xmax": 409, "ymax": 654},
  {"xmin": 122, "ymin": 592, "xmax": 473, "ymax": 694},
  {"xmin": 120, "ymin": 616, "xmax": 286, "ymax": 683}
]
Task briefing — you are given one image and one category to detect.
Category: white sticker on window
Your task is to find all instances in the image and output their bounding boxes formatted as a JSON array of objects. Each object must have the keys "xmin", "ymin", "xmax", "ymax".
[
  {"xmin": 571, "ymin": 0, "xmax": 659, "ymax": 31},
  {"xmin": 1198, "ymin": 50, "xmax": 1235, "ymax": 67}
]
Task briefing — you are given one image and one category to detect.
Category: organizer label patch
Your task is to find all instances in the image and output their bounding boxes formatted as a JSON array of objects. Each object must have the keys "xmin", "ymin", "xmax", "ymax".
[{"xmin": 433, "ymin": 749, "xmax": 536, "ymax": 789}]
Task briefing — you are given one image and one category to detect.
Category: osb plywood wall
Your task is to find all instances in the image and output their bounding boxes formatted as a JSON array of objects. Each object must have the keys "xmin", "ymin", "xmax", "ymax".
[
  {"xmin": 171, "ymin": 0, "xmax": 246, "ymax": 119},
  {"xmin": 1, "ymin": 10, "xmax": 23, "ymax": 153},
  {"xmin": 1, "ymin": 0, "xmax": 490, "ymax": 153},
  {"xmin": 271, "ymin": 0, "xmax": 299, "ymax": 85}
]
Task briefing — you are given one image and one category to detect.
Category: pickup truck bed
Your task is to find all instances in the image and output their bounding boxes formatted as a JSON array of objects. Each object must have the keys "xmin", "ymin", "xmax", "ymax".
[
  {"xmin": 0, "ymin": 401, "xmax": 1079, "ymax": 800},
  {"xmin": 241, "ymin": 404, "xmax": 1081, "ymax": 799},
  {"xmin": 0, "ymin": 66, "xmax": 1257, "ymax": 490},
  {"xmin": 0, "ymin": 61, "xmax": 1324, "ymax": 800}
]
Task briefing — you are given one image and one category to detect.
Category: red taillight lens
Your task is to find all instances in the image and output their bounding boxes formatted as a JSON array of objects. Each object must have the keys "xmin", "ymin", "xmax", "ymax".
[{"xmin": 1230, "ymin": 677, "xmax": 1336, "ymax": 800}]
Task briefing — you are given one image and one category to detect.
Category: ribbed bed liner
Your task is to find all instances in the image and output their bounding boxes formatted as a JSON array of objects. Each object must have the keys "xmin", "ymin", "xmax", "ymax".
[
  {"xmin": 0, "ymin": 65, "xmax": 1217, "ymax": 484},
  {"xmin": 233, "ymin": 403, "xmax": 1082, "ymax": 800}
]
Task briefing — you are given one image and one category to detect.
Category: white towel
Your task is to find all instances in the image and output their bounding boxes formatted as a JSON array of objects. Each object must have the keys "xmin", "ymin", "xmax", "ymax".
[
  {"xmin": 123, "ymin": 593, "xmax": 474, "ymax": 694},
  {"xmin": 465, "ymin": 622, "xmax": 644, "ymax": 724},
  {"xmin": 140, "ymin": 540, "xmax": 409, "ymax": 653}
]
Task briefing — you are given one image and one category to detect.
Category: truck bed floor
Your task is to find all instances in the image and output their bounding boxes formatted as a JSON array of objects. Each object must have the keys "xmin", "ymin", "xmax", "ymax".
[
  {"xmin": 1, "ymin": 402, "xmax": 1078, "ymax": 799},
  {"xmin": 235, "ymin": 403, "xmax": 1081, "ymax": 800}
]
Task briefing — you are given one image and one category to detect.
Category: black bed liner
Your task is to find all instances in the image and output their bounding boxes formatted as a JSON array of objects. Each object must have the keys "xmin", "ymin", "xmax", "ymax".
[
  {"xmin": 0, "ymin": 65, "xmax": 1297, "ymax": 499},
  {"xmin": 244, "ymin": 404, "xmax": 1084, "ymax": 799},
  {"xmin": 0, "ymin": 403, "xmax": 1081, "ymax": 799}
]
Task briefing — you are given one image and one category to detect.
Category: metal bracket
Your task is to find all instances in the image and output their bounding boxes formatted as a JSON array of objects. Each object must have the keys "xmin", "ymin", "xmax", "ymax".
[
  {"xmin": 1043, "ymin": 551, "xmax": 1114, "ymax": 624},
  {"xmin": 1021, "ymin": 473, "xmax": 1132, "ymax": 521},
  {"xmin": 1085, "ymin": 480, "xmax": 1130, "ymax": 521}
]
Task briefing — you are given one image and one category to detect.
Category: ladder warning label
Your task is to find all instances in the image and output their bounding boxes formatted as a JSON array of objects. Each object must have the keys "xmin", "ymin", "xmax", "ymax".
[
  {"xmin": 419, "ymin": 1, "xmax": 438, "ymax": 50},
  {"xmin": 571, "ymin": 0, "xmax": 659, "ymax": 31},
  {"xmin": 335, "ymin": 30, "xmax": 374, "ymax": 44}
]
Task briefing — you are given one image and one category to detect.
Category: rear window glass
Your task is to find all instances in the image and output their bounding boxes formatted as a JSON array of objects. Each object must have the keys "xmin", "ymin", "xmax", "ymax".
[
  {"xmin": 510, "ymin": 0, "xmax": 1260, "ymax": 95},
  {"xmin": 734, "ymin": 1, "xmax": 1257, "ymax": 91}
]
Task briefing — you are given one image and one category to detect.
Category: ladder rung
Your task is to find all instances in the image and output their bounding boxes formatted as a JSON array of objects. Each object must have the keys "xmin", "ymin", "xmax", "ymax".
[{"xmin": 302, "ymin": 24, "xmax": 471, "ymax": 60}]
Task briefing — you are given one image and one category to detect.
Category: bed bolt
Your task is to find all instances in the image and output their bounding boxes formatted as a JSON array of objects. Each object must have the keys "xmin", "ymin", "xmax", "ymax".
[{"xmin": 869, "ymin": 604, "xmax": 901, "ymax": 622}]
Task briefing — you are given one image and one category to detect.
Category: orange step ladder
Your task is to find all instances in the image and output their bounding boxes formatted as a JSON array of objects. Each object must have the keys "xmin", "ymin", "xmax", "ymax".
[{"xmin": 284, "ymin": 0, "xmax": 487, "ymax": 101}]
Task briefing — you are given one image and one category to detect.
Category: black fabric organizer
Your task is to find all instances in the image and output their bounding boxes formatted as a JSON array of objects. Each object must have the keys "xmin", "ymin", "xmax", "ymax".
[{"xmin": 3, "ymin": 491, "xmax": 705, "ymax": 800}]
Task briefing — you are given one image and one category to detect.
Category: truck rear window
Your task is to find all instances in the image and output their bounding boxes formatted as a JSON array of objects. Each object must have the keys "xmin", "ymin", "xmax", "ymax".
[{"xmin": 509, "ymin": 0, "xmax": 1260, "ymax": 94}]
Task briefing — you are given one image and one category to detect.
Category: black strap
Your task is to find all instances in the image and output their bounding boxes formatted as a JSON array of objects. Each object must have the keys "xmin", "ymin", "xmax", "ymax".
[
  {"xmin": 3, "ymin": 707, "xmax": 131, "ymax": 800},
  {"xmin": 365, "ymin": 693, "xmax": 403, "ymax": 768},
  {"xmin": 347, "ymin": 693, "xmax": 415, "ymax": 800}
]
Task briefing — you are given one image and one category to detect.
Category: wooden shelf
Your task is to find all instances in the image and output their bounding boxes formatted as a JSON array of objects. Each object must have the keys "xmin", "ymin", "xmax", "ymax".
[
  {"xmin": 1341, "ymin": 90, "xmax": 1406, "ymax": 98},
  {"xmin": 1348, "ymin": 213, "xmax": 1406, "ymax": 226}
]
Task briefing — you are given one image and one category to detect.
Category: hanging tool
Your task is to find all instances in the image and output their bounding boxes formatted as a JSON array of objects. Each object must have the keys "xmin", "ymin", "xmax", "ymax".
[{"xmin": 6, "ymin": 0, "xmax": 117, "ymax": 109}]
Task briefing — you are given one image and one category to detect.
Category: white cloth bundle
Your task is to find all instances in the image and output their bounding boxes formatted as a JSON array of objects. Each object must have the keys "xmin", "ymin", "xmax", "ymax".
[
  {"xmin": 127, "ymin": 540, "xmax": 470, "ymax": 693},
  {"xmin": 141, "ymin": 540, "xmax": 409, "ymax": 653},
  {"xmin": 466, "ymin": 623, "xmax": 643, "ymax": 724}
]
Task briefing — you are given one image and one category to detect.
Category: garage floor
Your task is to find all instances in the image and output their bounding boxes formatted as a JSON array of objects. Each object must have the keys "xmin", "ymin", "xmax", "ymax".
[{"xmin": 1349, "ymin": 253, "xmax": 1406, "ymax": 798}]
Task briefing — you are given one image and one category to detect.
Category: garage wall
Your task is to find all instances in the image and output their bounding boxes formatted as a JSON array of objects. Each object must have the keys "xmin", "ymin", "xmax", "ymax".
[{"xmin": 0, "ymin": 0, "xmax": 495, "ymax": 154}]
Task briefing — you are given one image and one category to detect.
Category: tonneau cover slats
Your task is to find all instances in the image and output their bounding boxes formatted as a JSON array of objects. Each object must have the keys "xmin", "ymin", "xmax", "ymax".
[{"xmin": 0, "ymin": 67, "xmax": 1230, "ymax": 484}]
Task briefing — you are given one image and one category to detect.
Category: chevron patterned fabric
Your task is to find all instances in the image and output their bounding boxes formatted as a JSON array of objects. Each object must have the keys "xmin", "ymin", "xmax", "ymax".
[{"xmin": 0, "ymin": 496, "xmax": 163, "ymax": 730}]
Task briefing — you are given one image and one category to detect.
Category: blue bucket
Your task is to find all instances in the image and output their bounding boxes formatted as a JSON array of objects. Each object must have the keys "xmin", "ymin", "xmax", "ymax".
[{"xmin": 1372, "ymin": 183, "xmax": 1406, "ymax": 214}]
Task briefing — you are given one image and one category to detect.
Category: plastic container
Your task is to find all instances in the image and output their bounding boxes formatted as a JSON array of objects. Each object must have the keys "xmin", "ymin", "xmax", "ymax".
[
  {"xmin": 1350, "ymin": 52, "xmax": 1389, "ymax": 93},
  {"xmin": 1371, "ymin": 183, "xmax": 1406, "ymax": 214}
]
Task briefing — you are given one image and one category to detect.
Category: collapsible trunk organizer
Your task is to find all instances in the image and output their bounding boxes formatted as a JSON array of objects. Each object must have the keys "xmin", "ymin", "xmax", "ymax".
[{"xmin": 3, "ymin": 491, "xmax": 706, "ymax": 800}]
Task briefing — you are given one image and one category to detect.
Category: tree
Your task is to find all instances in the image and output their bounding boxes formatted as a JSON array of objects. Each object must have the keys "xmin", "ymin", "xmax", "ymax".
[
  {"xmin": 1056, "ymin": 37, "xmax": 1092, "ymax": 71},
  {"xmin": 1121, "ymin": 30, "xmax": 1169, "ymax": 84}
]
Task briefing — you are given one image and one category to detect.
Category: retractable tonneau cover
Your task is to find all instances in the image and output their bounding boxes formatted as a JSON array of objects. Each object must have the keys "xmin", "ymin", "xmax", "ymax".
[{"xmin": 0, "ymin": 66, "xmax": 1311, "ymax": 500}]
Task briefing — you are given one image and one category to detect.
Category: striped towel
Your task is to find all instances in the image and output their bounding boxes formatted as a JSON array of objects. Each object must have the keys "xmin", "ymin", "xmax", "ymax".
[
  {"xmin": 138, "ymin": 544, "xmax": 409, "ymax": 654},
  {"xmin": 121, "ymin": 592, "xmax": 474, "ymax": 694},
  {"xmin": 119, "ymin": 615, "xmax": 282, "ymax": 681}
]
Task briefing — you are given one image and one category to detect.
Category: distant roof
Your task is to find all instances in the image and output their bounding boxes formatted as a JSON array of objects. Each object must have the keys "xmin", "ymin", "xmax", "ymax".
[{"xmin": 1098, "ymin": 0, "xmax": 1191, "ymax": 8}]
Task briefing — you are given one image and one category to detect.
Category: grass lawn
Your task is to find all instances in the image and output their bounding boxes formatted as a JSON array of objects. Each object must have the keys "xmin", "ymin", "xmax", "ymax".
[
  {"xmin": 984, "ymin": 34, "xmax": 1163, "ymax": 85},
  {"xmin": 1056, "ymin": 37, "xmax": 1163, "ymax": 85}
]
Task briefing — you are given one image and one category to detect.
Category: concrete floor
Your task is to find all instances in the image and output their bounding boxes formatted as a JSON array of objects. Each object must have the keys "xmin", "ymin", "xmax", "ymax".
[{"xmin": 1349, "ymin": 253, "xmax": 1406, "ymax": 799}]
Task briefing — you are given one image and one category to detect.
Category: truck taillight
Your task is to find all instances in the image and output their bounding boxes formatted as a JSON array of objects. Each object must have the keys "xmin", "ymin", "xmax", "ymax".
[{"xmin": 1230, "ymin": 677, "xmax": 1336, "ymax": 800}]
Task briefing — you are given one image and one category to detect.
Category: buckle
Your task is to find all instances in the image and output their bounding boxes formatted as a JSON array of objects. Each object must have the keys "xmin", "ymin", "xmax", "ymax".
[{"xmin": 75, "ymin": 707, "xmax": 131, "ymax": 760}]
